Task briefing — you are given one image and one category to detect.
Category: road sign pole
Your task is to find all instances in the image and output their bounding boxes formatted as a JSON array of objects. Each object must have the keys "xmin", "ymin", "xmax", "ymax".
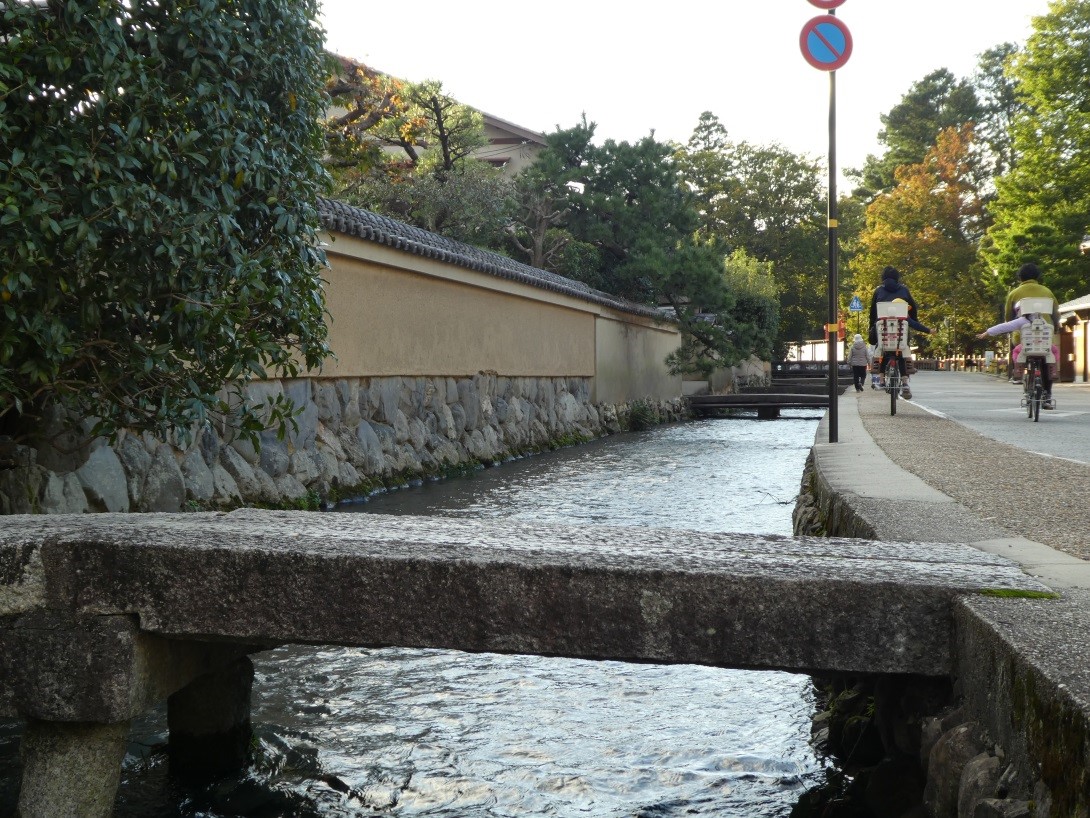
[
  {"xmin": 827, "ymin": 32, "xmax": 839, "ymax": 443},
  {"xmin": 800, "ymin": 1, "xmax": 850, "ymax": 443}
]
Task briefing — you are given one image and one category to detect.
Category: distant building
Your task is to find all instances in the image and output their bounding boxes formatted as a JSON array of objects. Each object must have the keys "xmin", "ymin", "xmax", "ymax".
[
  {"xmin": 1058, "ymin": 293, "xmax": 1090, "ymax": 382},
  {"xmin": 477, "ymin": 112, "xmax": 547, "ymax": 176}
]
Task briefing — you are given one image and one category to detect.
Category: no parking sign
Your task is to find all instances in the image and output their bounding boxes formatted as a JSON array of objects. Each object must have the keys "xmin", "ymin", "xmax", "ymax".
[{"xmin": 800, "ymin": 14, "xmax": 852, "ymax": 71}]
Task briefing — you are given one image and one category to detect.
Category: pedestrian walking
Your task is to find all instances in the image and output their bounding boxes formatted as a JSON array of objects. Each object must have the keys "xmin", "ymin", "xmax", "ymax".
[{"xmin": 846, "ymin": 333, "xmax": 872, "ymax": 392}]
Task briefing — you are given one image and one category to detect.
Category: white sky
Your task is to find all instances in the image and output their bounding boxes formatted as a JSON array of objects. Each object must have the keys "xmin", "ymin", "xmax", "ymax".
[{"xmin": 317, "ymin": 1, "xmax": 1054, "ymax": 183}]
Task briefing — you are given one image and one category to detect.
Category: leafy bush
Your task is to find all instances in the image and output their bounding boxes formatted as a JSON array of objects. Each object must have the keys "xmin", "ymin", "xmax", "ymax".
[{"xmin": 0, "ymin": 0, "xmax": 331, "ymax": 445}]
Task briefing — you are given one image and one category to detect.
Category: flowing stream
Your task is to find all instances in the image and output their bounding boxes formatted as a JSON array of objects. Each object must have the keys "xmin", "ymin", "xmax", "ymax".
[{"xmin": 0, "ymin": 411, "xmax": 830, "ymax": 817}]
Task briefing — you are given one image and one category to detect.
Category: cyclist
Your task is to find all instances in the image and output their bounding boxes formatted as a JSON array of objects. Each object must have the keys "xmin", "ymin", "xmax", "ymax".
[
  {"xmin": 1001, "ymin": 263, "xmax": 1060, "ymax": 407},
  {"xmin": 868, "ymin": 266, "xmax": 930, "ymax": 399},
  {"xmin": 977, "ymin": 300, "xmax": 1059, "ymax": 409}
]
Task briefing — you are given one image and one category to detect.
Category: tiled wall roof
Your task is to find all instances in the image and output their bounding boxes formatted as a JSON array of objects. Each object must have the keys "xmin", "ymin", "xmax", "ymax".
[{"xmin": 316, "ymin": 197, "xmax": 663, "ymax": 319}]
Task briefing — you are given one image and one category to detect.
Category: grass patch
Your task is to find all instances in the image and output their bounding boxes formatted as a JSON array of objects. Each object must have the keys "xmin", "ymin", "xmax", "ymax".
[{"xmin": 977, "ymin": 588, "xmax": 1060, "ymax": 600}]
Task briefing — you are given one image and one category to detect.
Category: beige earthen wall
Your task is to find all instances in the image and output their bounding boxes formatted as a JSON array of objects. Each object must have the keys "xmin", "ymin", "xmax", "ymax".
[
  {"xmin": 318, "ymin": 233, "xmax": 681, "ymax": 401},
  {"xmin": 593, "ymin": 314, "xmax": 682, "ymax": 404}
]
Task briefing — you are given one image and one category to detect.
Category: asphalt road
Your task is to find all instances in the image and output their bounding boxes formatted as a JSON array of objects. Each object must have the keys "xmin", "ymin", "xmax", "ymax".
[{"xmin": 895, "ymin": 370, "xmax": 1090, "ymax": 464}]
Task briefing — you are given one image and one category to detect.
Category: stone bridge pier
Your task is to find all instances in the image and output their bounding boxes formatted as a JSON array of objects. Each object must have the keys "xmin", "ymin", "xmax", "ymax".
[
  {"xmin": 1, "ymin": 610, "xmax": 260, "ymax": 817},
  {"xmin": 0, "ymin": 509, "xmax": 1048, "ymax": 815}
]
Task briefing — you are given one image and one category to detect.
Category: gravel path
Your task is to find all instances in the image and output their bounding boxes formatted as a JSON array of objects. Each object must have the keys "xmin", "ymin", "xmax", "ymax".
[{"xmin": 854, "ymin": 391, "xmax": 1090, "ymax": 561}]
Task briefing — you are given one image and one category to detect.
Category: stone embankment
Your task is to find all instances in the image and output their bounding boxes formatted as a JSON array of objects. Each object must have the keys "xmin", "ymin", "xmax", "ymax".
[
  {"xmin": 792, "ymin": 406, "xmax": 1090, "ymax": 818},
  {"xmin": 0, "ymin": 374, "xmax": 684, "ymax": 515}
]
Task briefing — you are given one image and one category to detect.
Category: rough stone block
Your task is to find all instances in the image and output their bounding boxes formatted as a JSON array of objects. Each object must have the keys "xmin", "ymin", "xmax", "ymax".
[
  {"xmin": 17, "ymin": 719, "xmax": 129, "ymax": 818},
  {"xmin": 76, "ymin": 447, "xmax": 129, "ymax": 513},
  {"xmin": 924, "ymin": 722, "xmax": 986, "ymax": 818},
  {"xmin": 959, "ymin": 752, "xmax": 1001, "ymax": 818}
]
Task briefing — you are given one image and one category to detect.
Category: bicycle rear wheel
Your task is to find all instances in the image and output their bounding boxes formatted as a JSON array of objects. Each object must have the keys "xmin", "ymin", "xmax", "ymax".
[
  {"xmin": 886, "ymin": 360, "xmax": 900, "ymax": 416},
  {"xmin": 1024, "ymin": 363, "xmax": 1034, "ymax": 419},
  {"xmin": 1033, "ymin": 366, "xmax": 1043, "ymax": 422}
]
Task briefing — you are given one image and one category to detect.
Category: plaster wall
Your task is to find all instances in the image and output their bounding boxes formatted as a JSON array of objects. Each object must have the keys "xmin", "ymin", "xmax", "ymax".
[
  {"xmin": 320, "ymin": 242, "xmax": 594, "ymax": 379},
  {"xmin": 593, "ymin": 314, "xmax": 682, "ymax": 404},
  {"xmin": 319, "ymin": 234, "xmax": 681, "ymax": 402}
]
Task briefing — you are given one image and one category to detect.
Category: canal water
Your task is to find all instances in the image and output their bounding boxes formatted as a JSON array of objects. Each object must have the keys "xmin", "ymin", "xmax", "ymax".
[{"xmin": 0, "ymin": 411, "xmax": 829, "ymax": 817}]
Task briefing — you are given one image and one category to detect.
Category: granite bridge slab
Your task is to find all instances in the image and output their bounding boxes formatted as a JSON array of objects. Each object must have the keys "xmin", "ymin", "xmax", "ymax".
[{"xmin": 0, "ymin": 509, "xmax": 1049, "ymax": 815}]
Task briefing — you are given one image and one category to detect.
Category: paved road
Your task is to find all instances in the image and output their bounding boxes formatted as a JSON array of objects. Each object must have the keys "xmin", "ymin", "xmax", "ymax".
[{"xmin": 892, "ymin": 370, "xmax": 1090, "ymax": 464}]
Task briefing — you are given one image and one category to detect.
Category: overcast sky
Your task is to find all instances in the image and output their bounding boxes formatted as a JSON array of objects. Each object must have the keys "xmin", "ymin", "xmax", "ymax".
[{"xmin": 317, "ymin": 1, "xmax": 1054, "ymax": 182}]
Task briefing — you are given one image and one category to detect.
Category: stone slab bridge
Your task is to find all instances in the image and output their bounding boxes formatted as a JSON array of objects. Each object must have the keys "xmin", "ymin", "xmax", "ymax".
[{"xmin": 0, "ymin": 509, "xmax": 1047, "ymax": 816}]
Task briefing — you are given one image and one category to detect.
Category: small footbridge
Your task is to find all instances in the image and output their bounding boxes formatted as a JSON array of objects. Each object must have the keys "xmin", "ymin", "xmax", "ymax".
[
  {"xmin": 0, "ymin": 510, "xmax": 1045, "ymax": 816},
  {"xmin": 687, "ymin": 369, "xmax": 847, "ymax": 418}
]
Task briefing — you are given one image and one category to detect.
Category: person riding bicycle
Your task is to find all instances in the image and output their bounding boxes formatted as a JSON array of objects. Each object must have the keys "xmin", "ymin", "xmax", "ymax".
[
  {"xmin": 1000, "ymin": 263, "xmax": 1060, "ymax": 407},
  {"xmin": 868, "ymin": 266, "xmax": 930, "ymax": 399},
  {"xmin": 977, "ymin": 297, "xmax": 1060, "ymax": 409}
]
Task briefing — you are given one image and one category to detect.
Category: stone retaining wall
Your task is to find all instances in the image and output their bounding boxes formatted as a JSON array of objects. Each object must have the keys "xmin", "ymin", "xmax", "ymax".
[
  {"xmin": 792, "ymin": 456, "xmax": 1065, "ymax": 818},
  {"xmin": 0, "ymin": 374, "xmax": 685, "ymax": 515}
]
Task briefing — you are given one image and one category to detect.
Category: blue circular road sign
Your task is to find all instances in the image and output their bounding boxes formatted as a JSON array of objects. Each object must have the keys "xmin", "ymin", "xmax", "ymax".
[{"xmin": 800, "ymin": 15, "xmax": 853, "ymax": 71}]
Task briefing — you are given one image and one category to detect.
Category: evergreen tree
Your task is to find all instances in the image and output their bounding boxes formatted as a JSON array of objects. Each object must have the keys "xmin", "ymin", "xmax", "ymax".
[
  {"xmin": 505, "ymin": 118, "xmax": 598, "ymax": 272},
  {"xmin": 676, "ymin": 113, "xmax": 825, "ymax": 351},
  {"xmin": 973, "ymin": 43, "xmax": 1024, "ymax": 179},
  {"xmin": 324, "ymin": 68, "xmax": 511, "ymax": 248},
  {"xmin": 858, "ymin": 69, "xmax": 981, "ymax": 196}
]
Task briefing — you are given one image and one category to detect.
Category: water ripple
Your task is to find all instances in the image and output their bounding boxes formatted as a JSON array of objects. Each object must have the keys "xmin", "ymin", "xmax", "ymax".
[{"xmin": 60, "ymin": 414, "xmax": 831, "ymax": 817}]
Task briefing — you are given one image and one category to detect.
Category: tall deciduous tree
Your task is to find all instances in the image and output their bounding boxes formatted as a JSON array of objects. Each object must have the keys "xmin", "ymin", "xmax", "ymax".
[
  {"xmin": 0, "ymin": 0, "xmax": 331, "ymax": 444},
  {"xmin": 981, "ymin": 0, "xmax": 1090, "ymax": 301},
  {"xmin": 854, "ymin": 126, "xmax": 993, "ymax": 351}
]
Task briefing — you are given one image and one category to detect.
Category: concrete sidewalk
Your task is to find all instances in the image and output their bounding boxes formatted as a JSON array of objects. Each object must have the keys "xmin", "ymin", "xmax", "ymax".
[
  {"xmin": 813, "ymin": 381, "xmax": 1090, "ymax": 592},
  {"xmin": 808, "ymin": 386, "xmax": 1090, "ymax": 805}
]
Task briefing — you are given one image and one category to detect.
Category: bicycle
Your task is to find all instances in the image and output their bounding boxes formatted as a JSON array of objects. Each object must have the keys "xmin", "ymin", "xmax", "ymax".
[
  {"xmin": 1013, "ymin": 300, "xmax": 1058, "ymax": 423},
  {"xmin": 881, "ymin": 351, "xmax": 904, "ymax": 416},
  {"xmin": 1020, "ymin": 355, "xmax": 1053, "ymax": 422},
  {"xmin": 873, "ymin": 301, "xmax": 915, "ymax": 416}
]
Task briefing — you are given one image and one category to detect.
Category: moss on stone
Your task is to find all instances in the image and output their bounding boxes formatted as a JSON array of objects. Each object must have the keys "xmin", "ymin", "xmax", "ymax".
[{"xmin": 976, "ymin": 589, "xmax": 1060, "ymax": 600}]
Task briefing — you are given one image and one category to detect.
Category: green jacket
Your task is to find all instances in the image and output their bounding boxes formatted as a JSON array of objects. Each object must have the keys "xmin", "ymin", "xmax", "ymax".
[{"xmin": 1004, "ymin": 281, "xmax": 1060, "ymax": 344}]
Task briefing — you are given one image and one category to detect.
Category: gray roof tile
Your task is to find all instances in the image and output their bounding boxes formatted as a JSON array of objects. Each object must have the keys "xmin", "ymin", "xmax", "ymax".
[{"xmin": 316, "ymin": 197, "xmax": 662, "ymax": 319}]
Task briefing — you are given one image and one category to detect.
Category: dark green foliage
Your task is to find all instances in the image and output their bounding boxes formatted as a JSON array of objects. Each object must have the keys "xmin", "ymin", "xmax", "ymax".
[
  {"xmin": 857, "ymin": 69, "xmax": 981, "ymax": 196},
  {"xmin": 506, "ymin": 118, "xmax": 597, "ymax": 271},
  {"xmin": 973, "ymin": 43, "xmax": 1024, "ymax": 179},
  {"xmin": 508, "ymin": 117, "xmax": 773, "ymax": 374},
  {"xmin": 567, "ymin": 132, "xmax": 710, "ymax": 304},
  {"xmin": 665, "ymin": 249, "xmax": 780, "ymax": 376},
  {"xmin": 676, "ymin": 113, "xmax": 820, "ymax": 352},
  {"xmin": 0, "ymin": 0, "xmax": 331, "ymax": 444},
  {"xmin": 982, "ymin": 0, "xmax": 1090, "ymax": 302}
]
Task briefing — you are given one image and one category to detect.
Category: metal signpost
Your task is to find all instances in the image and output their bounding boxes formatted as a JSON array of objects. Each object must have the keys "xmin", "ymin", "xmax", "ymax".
[{"xmin": 800, "ymin": 0, "xmax": 852, "ymax": 443}]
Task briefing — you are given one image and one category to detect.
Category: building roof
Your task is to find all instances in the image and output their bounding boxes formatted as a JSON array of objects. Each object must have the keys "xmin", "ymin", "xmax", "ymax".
[
  {"xmin": 1059, "ymin": 293, "xmax": 1090, "ymax": 317},
  {"xmin": 316, "ymin": 197, "xmax": 663, "ymax": 319},
  {"xmin": 481, "ymin": 112, "xmax": 547, "ymax": 146}
]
